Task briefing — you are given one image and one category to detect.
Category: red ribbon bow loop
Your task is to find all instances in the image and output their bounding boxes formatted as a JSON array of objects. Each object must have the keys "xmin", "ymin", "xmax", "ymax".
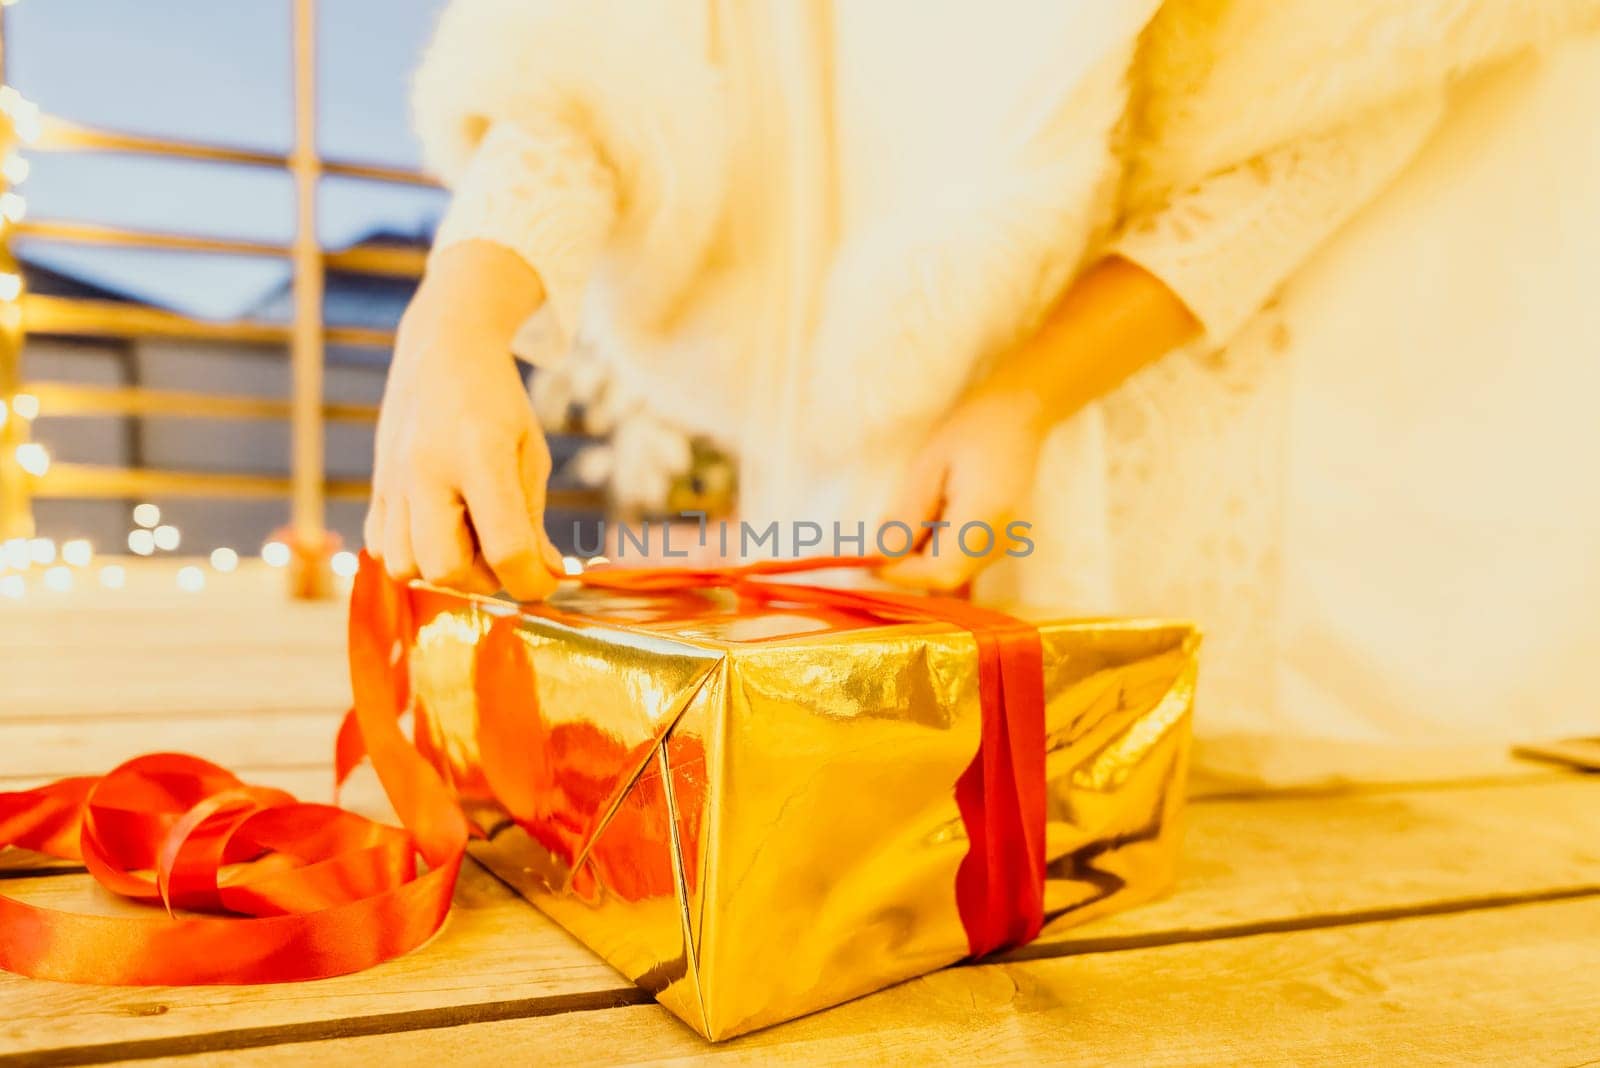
[{"xmin": 0, "ymin": 554, "xmax": 466, "ymax": 986}]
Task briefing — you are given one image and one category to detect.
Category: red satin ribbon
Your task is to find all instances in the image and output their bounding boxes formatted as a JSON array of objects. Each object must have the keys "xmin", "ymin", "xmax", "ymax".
[
  {"xmin": 0, "ymin": 554, "xmax": 464, "ymax": 985},
  {"xmin": 0, "ymin": 551, "xmax": 1043, "ymax": 985}
]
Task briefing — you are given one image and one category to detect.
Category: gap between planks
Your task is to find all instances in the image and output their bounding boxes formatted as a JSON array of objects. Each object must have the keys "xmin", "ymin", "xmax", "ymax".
[
  {"xmin": 12, "ymin": 884, "xmax": 1600, "ymax": 1068},
  {"xmin": 3, "ymin": 989, "xmax": 656, "ymax": 1068},
  {"xmin": 115, "ymin": 894, "xmax": 1600, "ymax": 1068}
]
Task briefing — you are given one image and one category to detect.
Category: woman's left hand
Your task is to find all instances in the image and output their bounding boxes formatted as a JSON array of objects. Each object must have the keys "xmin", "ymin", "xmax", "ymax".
[
  {"xmin": 877, "ymin": 257, "xmax": 1199, "ymax": 592},
  {"xmin": 878, "ymin": 385, "xmax": 1048, "ymax": 591}
]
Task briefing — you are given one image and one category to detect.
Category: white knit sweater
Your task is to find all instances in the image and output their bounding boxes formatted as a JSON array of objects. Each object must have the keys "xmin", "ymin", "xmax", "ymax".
[
  {"xmin": 415, "ymin": 0, "xmax": 1596, "ymax": 511},
  {"xmin": 411, "ymin": 0, "xmax": 1600, "ymax": 771}
]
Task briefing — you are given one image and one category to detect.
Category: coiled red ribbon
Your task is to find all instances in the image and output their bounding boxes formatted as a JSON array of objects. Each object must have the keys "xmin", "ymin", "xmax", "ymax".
[{"xmin": 0, "ymin": 551, "xmax": 1043, "ymax": 985}]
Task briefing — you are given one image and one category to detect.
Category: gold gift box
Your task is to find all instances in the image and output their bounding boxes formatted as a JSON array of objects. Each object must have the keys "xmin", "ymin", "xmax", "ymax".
[{"xmin": 404, "ymin": 580, "xmax": 1198, "ymax": 1040}]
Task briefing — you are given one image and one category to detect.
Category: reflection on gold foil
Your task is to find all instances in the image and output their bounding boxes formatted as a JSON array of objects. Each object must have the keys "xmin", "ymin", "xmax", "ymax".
[{"xmin": 406, "ymin": 580, "xmax": 1197, "ymax": 1040}]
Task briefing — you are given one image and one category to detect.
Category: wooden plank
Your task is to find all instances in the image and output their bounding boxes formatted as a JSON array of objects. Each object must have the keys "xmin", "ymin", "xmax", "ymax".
[
  {"xmin": 138, "ymin": 895, "xmax": 1600, "ymax": 1068},
  {"xmin": 14, "ymin": 220, "xmax": 426, "ymax": 279},
  {"xmin": 0, "ymin": 668, "xmax": 346, "ymax": 724},
  {"xmin": 0, "ymin": 561, "xmax": 350, "ymax": 723},
  {"xmin": 1028, "ymin": 775, "xmax": 1600, "ymax": 955},
  {"xmin": 35, "ymin": 116, "xmax": 440, "ymax": 188},
  {"xmin": 287, "ymin": 0, "xmax": 328, "ymax": 551},
  {"xmin": 29, "ymin": 464, "xmax": 373, "ymax": 503},
  {"xmin": 324, "ymin": 244, "xmax": 427, "ymax": 279},
  {"xmin": 0, "ymin": 861, "xmax": 636, "ymax": 1068},
  {"xmin": 1188, "ymin": 733, "xmax": 1568, "ymax": 798},
  {"xmin": 0, "ymin": 709, "xmax": 341, "ymax": 784},
  {"xmin": 1189, "ymin": 761, "xmax": 1568, "ymax": 802},
  {"xmin": 0, "ymin": 562, "xmax": 346, "ymax": 776},
  {"xmin": 22, "ymin": 296, "xmax": 290, "ymax": 347},
  {"xmin": 323, "ymin": 324, "xmax": 397, "ymax": 349},
  {"xmin": 23, "ymin": 382, "xmax": 378, "ymax": 423},
  {"xmin": 20, "ymin": 296, "xmax": 396, "ymax": 350},
  {"xmin": 29, "ymin": 464, "xmax": 601, "ymax": 508},
  {"xmin": 12, "ymin": 220, "xmax": 288, "ymax": 260},
  {"xmin": 3, "ymin": 777, "xmax": 1597, "ymax": 1062},
  {"xmin": 319, "ymin": 159, "xmax": 442, "ymax": 191}
]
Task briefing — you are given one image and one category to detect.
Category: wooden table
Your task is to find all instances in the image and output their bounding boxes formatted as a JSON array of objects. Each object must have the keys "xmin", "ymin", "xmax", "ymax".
[{"xmin": 3, "ymin": 562, "xmax": 1598, "ymax": 1066}]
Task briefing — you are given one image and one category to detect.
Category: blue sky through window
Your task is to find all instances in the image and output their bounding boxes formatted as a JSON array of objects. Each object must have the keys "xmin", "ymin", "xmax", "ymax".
[{"xmin": 6, "ymin": 0, "xmax": 449, "ymax": 318}]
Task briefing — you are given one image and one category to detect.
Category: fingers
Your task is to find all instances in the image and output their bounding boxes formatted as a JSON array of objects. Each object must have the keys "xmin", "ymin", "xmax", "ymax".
[
  {"xmin": 879, "ymin": 541, "xmax": 983, "ymax": 592},
  {"xmin": 439, "ymin": 548, "xmax": 502, "ymax": 596},
  {"xmin": 880, "ymin": 453, "xmax": 946, "ymax": 542},
  {"xmin": 878, "ymin": 459, "xmax": 998, "ymax": 591},
  {"xmin": 364, "ymin": 496, "xmax": 387, "ymax": 562},
  {"xmin": 381, "ymin": 496, "xmax": 417, "ymax": 582},
  {"xmin": 875, "ymin": 455, "xmax": 947, "ymax": 574},
  {"xmin": 519, "ymin": 432, "xmax": 568, "ymax": 577},
  {"xmin": 463, "ymin": 554, "xmax": 502, "ymax": 594},
  {"xmin": 461, "ymin": 434, "xmax": 558, "ymax": 601},
  {"xmin": 410, "ymin": 485, "xmax": 487, "ymax": 592},
  {"xmin": 880, "ymin": 503, "xmax": 1001, "ymax": 591}
]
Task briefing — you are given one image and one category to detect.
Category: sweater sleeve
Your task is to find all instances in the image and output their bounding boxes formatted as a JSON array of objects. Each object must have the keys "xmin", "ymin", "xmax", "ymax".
[
  {"xmin": 1111, "ymin": 91, "xmax": 1446, "ymax": 348},
  {"xmin": 412, "ymin": 0, "xmax": 727, "ymax": 355},
  {"xmin": 431, "ymin": 120, "xmax": 616, "ymax": 362}
]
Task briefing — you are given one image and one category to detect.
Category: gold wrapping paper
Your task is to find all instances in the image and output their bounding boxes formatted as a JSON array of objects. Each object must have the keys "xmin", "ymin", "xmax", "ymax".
[{"xmin": 405, "ymin": 581, "xmax": 1198, "ymax": 1040}]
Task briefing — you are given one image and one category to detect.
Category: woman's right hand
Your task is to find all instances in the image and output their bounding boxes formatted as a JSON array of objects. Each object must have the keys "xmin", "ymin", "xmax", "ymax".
[{"xmin": 366, "ymin": 241, "xmax": 565, "ymax": 600}]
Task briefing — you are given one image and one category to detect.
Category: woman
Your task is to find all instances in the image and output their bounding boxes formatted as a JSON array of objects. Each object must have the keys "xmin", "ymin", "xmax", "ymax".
[{"xmin": 370, "ymin": 0, "xmax": 1600, "ymax": 781}]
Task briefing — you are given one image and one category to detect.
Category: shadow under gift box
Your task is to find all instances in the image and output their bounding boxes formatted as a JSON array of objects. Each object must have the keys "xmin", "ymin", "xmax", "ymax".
[{"xmin": 404, "ymin": 581, "xmax": 1199, "ymax": 1041}]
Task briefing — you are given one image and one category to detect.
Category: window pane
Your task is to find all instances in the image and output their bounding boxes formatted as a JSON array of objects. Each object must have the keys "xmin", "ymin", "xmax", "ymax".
[
  {"xmin": 318, "ymin": 0, "xmax": 451, "ymax": 168},
  {"xmin": 319, "ymin": 173, "xmax": 443, "ymax": 249},
  {"xmin": 20, "ymin": 153, "xmax": 295, "ymax": 243},
  {"xmin": 7, "ymin": 0, "xmax": 292, "ymax": 152}
]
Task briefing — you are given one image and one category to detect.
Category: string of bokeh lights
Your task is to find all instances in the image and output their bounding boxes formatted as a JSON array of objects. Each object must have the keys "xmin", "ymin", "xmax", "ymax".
[
  {"xmin": 1, "ymin": 500, "xmax": 363, "ymax": 600},
  {"xmin": 0, "ymin": 42, "xmax": 361, "ymax": 600}
]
